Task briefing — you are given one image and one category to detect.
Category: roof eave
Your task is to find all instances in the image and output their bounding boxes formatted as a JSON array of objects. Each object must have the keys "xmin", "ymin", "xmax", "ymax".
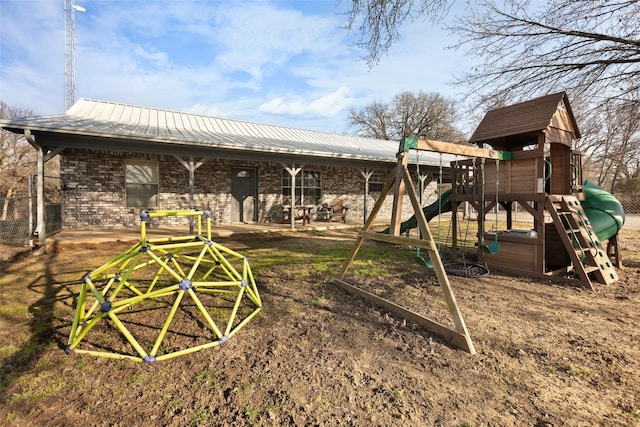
[{"xmin": 14, "ymin": 127, "xmax": 398, "ymax": 170}]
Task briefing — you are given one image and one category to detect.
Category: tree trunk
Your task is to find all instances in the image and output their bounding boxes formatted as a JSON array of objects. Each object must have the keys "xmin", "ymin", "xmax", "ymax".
[{"xmin": 1, "ymin": 187, "xmax": 14, "ymax": 221}]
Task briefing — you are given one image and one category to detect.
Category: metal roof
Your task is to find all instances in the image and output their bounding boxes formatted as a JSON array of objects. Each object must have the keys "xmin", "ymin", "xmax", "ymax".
[{"xmin": 1, "ymin": 98, "xmax": 455, "ymax": 170}]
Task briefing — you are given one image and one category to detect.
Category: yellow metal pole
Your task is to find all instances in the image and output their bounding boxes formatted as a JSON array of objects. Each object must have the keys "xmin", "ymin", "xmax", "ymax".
[
  {"xmin": 89, "ymin": 244, "xmax": 140, "ymax": 278},
  {"xmin": 146, "ymin": 264, "xmax": 166, "ymax": 293},
  {"xmin": 187, "ymin": 288, "xmax": 224, "ymax": 338},
  {"xmin": 108, "ymin": 312, "xmax": 149, "ymax": 359},
  {"xmin": 168, "ymin": 254, "xmax": 187, "ymax": 278},
  {"xmin": 67, "ymin": 312, "xmax": 107, "ymax": 350},
  {"xmin": 146, "ymin": 250, "xmax": 183, "ymax": 282},
  {"xmin": 186, "ymin": 245, "xmax": 209, "ymax": 280},
  {"xmin": 154, "ymin": 340, "xmax": 222, "ymax": 361},
  {"xmin": 245, "ymin": 262, "xmax": 261, "ymax": 306},
  {"xmin": 224, "ymin": 287, "xmax": 245, "ymax": 336},
  {"xmin": 146, "ymin": 236, "xmax": 195, "ymax": 244},
  {"xmin": 67, "ymin": 282, "xmax": 89, "ymax": 348},
  {"xmin": 73, "ymin": 349, "xmax": 143, "ymax": 362},
  {"xmin": 106, "ymin": 252, "xmax": 144, "ymax": 301},
  {"xmin": 110, "ymin": 285, "xmax": 178, "ymax": 311},
  {"xmin": 227, "ymin": 308, "xmax": 262, "ymax": 339},
  {"xmin": 209, "ymin": 245, "xmax": 242, "ymax": 281},
  {"xmin": 150, "ymin": 290, "xmax": 186, "ymax": 356},
  {"xmin": 212, "ymin": 242, "xmax": 245, "ymax": 259},
  {"xmin": 140, "ymin": 215, "xmax": 147, "ymax": 243}
]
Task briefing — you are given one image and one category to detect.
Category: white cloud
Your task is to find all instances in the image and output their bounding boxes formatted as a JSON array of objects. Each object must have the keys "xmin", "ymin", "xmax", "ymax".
[
  {"xmin": 0, "ymin": 1, "xmax": 65, "ymax": 113},
  {"xmin": 131, "ymin": 45, "xmax": 171, "ymax": 68},
  {"xmin": 209, "ymin": 3, "xmax": 340, "ymax": 82},
  {"xmin": 0, "ymin": 0, "xmax": 472, "ymax": 132},
  {"xmin": 259, "ymin": 86, "xmax": 353, "ymax": 117}
]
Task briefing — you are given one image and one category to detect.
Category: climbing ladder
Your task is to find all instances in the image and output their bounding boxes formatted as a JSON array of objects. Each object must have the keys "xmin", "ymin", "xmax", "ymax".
[{"xmin": 545, "ymin": 195, "xmax": 619, "ymax": 290}]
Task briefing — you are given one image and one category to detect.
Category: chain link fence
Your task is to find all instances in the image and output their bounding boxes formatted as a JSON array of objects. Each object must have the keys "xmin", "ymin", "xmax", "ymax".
[
  {"xmin": 0, "ymin": 196, "xmax": 63, "ymax": 249},
  {"xmin": 615, "ymin": 194, "xmax": 640, "ymax": 214},
  {"xmin": 0, "ymin": 196, "xmax": 31, "ymax": 247},
  {"xmin": 0, "ymin": 174, "xmax": 63, "ymax": 255}
]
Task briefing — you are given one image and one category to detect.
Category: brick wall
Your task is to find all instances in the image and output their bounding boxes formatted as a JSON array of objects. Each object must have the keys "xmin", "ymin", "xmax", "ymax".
[{"xmin": 60, "ymin": 149, "xmax": 436, "ymax": 229}]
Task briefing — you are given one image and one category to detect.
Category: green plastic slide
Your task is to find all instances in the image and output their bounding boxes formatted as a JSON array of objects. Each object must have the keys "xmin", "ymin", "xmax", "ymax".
[
  {"xmin": 381, "ymin": 189, "xmax": 454, "ymax": 234},
  {"xmin": 581, "ymin": 180, "xmax": 625, "ymax": 241},
  {"xmin": 381, "ymin": 180, "xmax": 625, "ymax": 242}
]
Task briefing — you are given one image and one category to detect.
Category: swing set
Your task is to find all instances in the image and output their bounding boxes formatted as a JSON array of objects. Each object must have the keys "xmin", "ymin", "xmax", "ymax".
[
  {"xmin": 336, "ymin": 93, "xmax": 623, "ymax": 351},
  {"xmin": 413, "ymin": 153, "xmax": 501, "ymax": 272},
  {"xmin": 335, "ymin": 137, "xmax": 512, "ymax": 354}
]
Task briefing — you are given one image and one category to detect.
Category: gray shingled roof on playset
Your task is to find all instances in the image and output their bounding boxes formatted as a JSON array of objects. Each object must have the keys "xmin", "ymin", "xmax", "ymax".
[{"xmin": 469, "ymin": 92, "xmax": 580, "ymax": 149}]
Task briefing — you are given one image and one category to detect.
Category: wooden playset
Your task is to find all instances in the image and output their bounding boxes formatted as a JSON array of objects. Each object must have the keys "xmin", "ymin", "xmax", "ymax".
[
  {"xmin": 451, "ymin": 92, "xmax": 623, "ymax": 290},
  {"xmin": 335, "ymin": 92, "xmax": 625, "ymax": 353}
]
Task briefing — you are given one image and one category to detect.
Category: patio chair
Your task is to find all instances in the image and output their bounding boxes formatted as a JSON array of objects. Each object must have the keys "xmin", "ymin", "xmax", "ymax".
[{"xmin": 317, "ymin": 199, "xmax": 348, "ymax": 222}]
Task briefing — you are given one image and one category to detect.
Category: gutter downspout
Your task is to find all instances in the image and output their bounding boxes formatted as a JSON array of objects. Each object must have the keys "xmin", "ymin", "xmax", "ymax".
[{"xmin": 24, "ymin": 129, "xmax": 46, "ymax": 251}]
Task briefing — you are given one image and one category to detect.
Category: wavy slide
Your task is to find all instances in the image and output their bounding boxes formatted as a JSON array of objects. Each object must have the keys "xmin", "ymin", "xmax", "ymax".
[
  {"xmin": 381, "ymin": 189, "xmax": 454, "ymax": 235},
  {"xmin": 382, "ymin": 180, "xmax": 625, "ymax": 241},
  {"xmin": 581, "ymin": 180, "xmax": 625, "ymax": 241}
]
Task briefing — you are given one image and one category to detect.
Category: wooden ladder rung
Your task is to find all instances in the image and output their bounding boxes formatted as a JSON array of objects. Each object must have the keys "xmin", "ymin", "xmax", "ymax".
[{"xmin": 546, "ymin": 194, "xmax": 619, "ymax": 288}]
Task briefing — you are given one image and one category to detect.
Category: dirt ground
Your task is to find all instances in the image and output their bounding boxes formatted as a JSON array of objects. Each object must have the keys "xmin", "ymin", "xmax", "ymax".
[{"xmin": 1, "ymin": 227, "xmax": 639, "ymax": 426}]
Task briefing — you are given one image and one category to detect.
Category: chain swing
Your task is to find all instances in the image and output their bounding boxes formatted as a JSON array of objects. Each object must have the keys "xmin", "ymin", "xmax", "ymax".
[
  {"xmin": 480, "ymin": 158, "xmax": 500, "ymax": 254},
  {"xmin": 443, "ymin": 156, "xmax": 490, "ymax": 277}
]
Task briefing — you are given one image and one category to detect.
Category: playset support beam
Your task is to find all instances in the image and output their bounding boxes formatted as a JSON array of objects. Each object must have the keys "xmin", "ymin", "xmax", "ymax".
[
  {"xmin": 336, "ymin": 139, "xmax": 476, "ymax": 354},
  {"xmin": 404, "ymin": 137, "xmax": 514, "ymax": 160}
]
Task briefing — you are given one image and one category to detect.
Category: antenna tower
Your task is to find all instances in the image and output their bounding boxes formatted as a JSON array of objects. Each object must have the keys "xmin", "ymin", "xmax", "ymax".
[{"xmin": 64, "ymin": 0, "xmax": 85, "ymax": 111}]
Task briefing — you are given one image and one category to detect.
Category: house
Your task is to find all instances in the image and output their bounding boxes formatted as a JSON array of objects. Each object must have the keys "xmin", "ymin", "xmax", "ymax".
[{"xmin": 1, "ymin": 99, "xmax": 450, "ymax": 241}]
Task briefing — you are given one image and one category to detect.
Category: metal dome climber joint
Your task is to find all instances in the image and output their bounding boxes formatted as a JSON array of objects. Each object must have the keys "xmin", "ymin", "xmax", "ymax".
[{"xmin": 66, "ymin": 209, "xmax": 262, "ymax": 362}]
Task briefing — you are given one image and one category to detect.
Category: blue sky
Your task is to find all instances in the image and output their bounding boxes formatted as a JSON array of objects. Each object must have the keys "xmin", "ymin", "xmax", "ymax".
[{"xmin": 0, "ymin": 0, "xmax": 474, "ymax": 134}]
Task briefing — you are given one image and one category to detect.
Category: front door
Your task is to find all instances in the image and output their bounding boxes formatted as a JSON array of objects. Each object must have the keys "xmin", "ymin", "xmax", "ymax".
[{"xmin": 231, "ymin": 168, "xmax": 257, "ymax": 223}]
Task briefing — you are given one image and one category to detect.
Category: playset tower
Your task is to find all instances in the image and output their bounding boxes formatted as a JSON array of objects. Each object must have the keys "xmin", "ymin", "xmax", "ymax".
[
  {"xmin": 336, "ymin": 92, "xmax": 625, "ymax": 353},
  {"xmin": 450, "ymin": 92, "xmax": 623, "ymax": 290}
]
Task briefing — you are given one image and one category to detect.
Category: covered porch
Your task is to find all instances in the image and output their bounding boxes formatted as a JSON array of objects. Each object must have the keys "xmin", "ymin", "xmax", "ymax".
[{"xmin": 47, "ymin": 217, "xmax": 380, "ymax": 245}]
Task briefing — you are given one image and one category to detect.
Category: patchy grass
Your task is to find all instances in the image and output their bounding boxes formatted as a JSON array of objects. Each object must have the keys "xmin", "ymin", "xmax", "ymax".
[{"xmin": 0, "ymin": 228, "xmax": 639, "ymax": 426}]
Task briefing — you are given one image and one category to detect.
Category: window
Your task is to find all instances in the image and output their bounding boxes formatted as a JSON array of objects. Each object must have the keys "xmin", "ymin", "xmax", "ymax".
[
  {"xmin": 126, "ymin": 160, "xmax": 159, "ymax": 207},
  {"xmin": 282, "ymin": 170, "xmax": 321, "ymax": 205},
  {"xmin": 368, "ymin": 173, "xmax": 384, "ymax": 193}
]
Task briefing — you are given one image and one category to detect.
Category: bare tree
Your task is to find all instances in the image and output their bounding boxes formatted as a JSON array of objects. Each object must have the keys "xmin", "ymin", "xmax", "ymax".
[
  {"xmin": 578, "ymin": 97, "xmax": 640, "ymax": 193},
  {"xmin": 339, "ymin": 0, "xmax": 452, "ymax": 66},
  {"xmin": 340, "ymin": 1, "xmax": 640, "ymax": 109},
  {"xmin": 451, "ymin": 1, "xmax": 640, "ymax": 110},
  {"xmin": 0, "ymin": 102, "xmax": 61, "ymax": 220},
  {"xmin": 0, "ymin": 102, "xmax": 35, "ymax": 219},
  {"xmin": 348, "ymin": 91, "xmax": 463, "ymax": 141},
  {"xmin": 340, "ymin": 0, "xmax": 640, "ymax": 187}
]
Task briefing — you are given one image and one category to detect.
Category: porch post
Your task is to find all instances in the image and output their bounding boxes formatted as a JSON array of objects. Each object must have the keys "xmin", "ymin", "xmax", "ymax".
[
  {"xmin": 360, "ymin": 169, "xmax": 373, "ymax": 223},
  {"xmin": 24, "ymin": 130, "xmax": 46, "ymax": 251},
  {"xmin": 282, "ymin": 164, "xmax": 303, "ymax": 230},
  {"xmin": 24, "ymin": 129, "xmax": 65, "ymax": 255},
  {"xmin": 175, "ymin": 156, "xmax": 206, "ymax": 233},
  {"xmin": 28, "ymin": 174, "xmax": 34, "ymax": 248}
]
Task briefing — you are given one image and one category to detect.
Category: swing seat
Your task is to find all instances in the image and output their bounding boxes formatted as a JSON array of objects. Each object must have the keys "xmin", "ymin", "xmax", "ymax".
[
  {"xmin": 482, "ymin": 240, "xmax": 500, "ymax": 254},
  {"xmin": 418, "ymin": 244, "xmax": 442, "ymax": 269}
]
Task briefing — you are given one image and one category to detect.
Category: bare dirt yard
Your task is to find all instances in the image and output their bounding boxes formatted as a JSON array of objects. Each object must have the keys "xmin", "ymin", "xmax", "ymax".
[{"xmin": 1, "ymin": 227, "xmax": 639, "ymax": 426}]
